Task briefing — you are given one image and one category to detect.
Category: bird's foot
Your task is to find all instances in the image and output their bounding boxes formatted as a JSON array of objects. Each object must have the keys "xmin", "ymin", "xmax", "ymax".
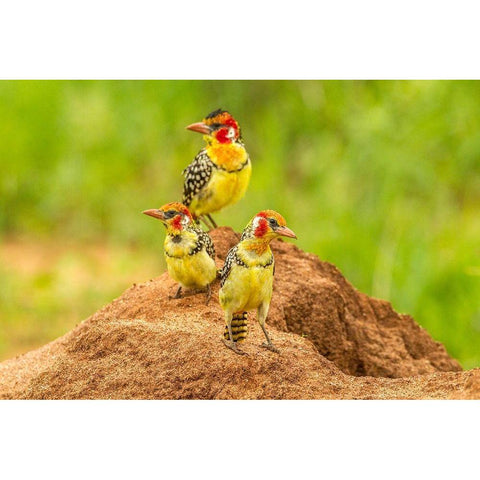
[
  {"xmin": 223, "ymin": 339, "xmax": 248, "ymax": 356},
  {"xmin": 168, "ymin": 286, "xmax": 183, "ymax": 300},
  {"xmin": 181, "ymin": 287, "xmax": 209, "ymax": 300},
  {"xmin": 261, "ymin": 342, "xmax": 280, "ymax": 354}
]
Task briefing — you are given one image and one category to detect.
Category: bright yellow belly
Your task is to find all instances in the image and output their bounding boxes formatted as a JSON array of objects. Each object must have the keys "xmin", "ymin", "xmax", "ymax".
[
  {"xmin": 219, "ymin": 264, "xmax": 273, "ymax": 313},
  {"xmin": 189, "ymin": 162, "xmax": 251, "ymax": 217},
  {"xmin": 165, "ymin": 250, "xmax": 217, "ymax": 289}
]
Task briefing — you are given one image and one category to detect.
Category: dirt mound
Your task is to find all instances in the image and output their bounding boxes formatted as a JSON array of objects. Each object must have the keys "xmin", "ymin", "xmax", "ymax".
[
  {"xmin": 1, "ymin": 227, "xmax": 477, "ymax": 400},
  {"xmin": 212, "ymin": 228, "xmax": 461, "ymax": 378}
]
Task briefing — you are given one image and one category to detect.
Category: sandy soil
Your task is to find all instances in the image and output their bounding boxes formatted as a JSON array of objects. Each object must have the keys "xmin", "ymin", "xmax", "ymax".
[{"xmin": 1, "ymin": 227, "xmax": 478, "ymax": 399}]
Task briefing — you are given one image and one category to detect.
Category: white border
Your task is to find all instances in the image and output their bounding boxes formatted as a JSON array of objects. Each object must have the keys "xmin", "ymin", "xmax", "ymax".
[
  {"xmin": 1, "ymin": 400, "xmax": 479, "ymax": 479},
  {"xmin": 1, "ymin": 1, "xmax": 480, "ymax": 79}
]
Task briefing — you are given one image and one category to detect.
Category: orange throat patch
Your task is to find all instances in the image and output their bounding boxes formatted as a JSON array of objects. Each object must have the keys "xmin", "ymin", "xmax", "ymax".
[
  {"xmin": 207, "ymin": 143, "xmax": 247, "ymax": 171},
  {"xmin": 243, "ymin": 238, "xmax": 271, "ymax": 256}
]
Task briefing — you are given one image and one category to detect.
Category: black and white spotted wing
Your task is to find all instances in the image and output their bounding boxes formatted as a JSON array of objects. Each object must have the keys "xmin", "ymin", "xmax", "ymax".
[
  {"xmin": 198, "ymin": 229, "xmax": 215, "ymax": 260},
  {"xmin": 220, "ymin": 246, "xmax": 251, "ymax": 287},
  {"xmin": 220, "ymin": 246, "xmax": 238, "ymax": 287},
  {"xmin": 182, "ymin": 149, "xmax": 214, "ymax": 207},
  {"xmin": 183, "ymin": 225, "xmax": 216, "ymax": 259}
]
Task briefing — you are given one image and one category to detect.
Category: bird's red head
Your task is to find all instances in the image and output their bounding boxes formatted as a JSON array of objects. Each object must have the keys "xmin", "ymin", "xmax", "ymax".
[
  {"xmin": 186, "ymin": 109, "xmax": 240, "ymax": 144},
  {"xmin": 142, "ymin": 202, "xmax": 193, "ymax": 231},
  {"xmin": 252, "ymin": 210, "xmax": 297, "ymax": 240}
]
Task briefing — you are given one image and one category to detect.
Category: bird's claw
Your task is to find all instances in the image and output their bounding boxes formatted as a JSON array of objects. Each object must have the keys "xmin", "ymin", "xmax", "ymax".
[
  {"xmin": 169, "ymin": 286, "xmax": 183, "ymax": 300},
  {"xmin": 261, "ymin": 342, "xmax": 280, "ymax": 354},
  {"xmin": 223, "ymin": 339, "xmax": 248, "ymax": 356}
]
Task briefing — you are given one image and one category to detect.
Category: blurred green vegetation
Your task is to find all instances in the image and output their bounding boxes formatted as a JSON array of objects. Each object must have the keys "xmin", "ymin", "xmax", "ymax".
[
  {"xmin": 0, "ymin": 239, "xmax": 159, "ymax": 358},
  {"xmin": 1, "ymin": 80, "xmax": 479, "ymax": 368}
]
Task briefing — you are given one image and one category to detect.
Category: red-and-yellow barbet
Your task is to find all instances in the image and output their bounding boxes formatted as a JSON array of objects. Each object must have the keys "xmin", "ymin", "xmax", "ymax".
[
  {"xmin": 142, "ymin": 202, "xmax": 217, "ymax": 304},
  {"xmin": 219, "ymin": 210, "xmax": 297, "ymax": 355},
  {"xmin": 182, "ymin": 109, "xmax": 251, "ymax": 230}
]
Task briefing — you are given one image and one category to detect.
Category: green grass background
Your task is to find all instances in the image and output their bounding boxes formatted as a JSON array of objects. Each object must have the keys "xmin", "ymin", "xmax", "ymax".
[{"xmin": 1, "ymin": 80, "xmax": 479, "ymax": 367}]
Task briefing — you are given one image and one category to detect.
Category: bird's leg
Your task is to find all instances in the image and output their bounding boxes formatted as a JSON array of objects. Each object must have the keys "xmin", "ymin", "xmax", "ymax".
[
  {"xmin": 205, "ymin": 283, "xmax": 212, "ymax": 305},
  {"xmin": 259, "ymin": 324, "xmax": 279, "ymax": 353},
  {"xmin": 223, "ymin": 313, "xmax": 247, "ymax": 355},
  {"xmin": 199, "ymin": 215, "xmax": 214, "ymax": 231},
  {"xmin": 258, "ymin": 303, "xmax": 279, "ymax": 353},
  {"xmin": 169, "ymin": 285, "xmax": 183, "ymax": 300},
  {"xmin": 206, "ymin": 214, "xmax": 218, "ymax": 229}
]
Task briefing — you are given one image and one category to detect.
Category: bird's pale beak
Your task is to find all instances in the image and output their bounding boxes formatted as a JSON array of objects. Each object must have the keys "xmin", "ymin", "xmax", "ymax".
[
  {"xmin": 186, "ymin": 122, "xmax": 211, "ymax": 135},
  {"xmin": 142, "ymin": 209, "xmax": 165, "ymax": 221},
  {"xmin": 276, "ymin": 226, "xmax": 297, "ymax": 239}
]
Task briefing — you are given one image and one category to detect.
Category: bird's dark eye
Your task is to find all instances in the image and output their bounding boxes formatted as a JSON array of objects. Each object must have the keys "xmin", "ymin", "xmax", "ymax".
[
  {"xmin": 163, "ymin": 210, "xmax": 177, "ymax": 219},
  {"xmin": 268, "ymin": 218, "xmax": 279, "ymax": 229}
]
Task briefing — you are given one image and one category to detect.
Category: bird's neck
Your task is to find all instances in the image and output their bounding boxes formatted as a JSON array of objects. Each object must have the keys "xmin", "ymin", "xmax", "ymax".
[
  {"xmin": 239, "ymin": 237, "xmax": 272, "ymax": 257},
  {"xmin": 206, "ymin": 142, "xmax": 248, "ymax": 171}
]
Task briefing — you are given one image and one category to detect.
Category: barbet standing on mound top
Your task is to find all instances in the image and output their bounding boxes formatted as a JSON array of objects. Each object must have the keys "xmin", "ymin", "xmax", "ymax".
[
  {"xmin": 182, "ymin": 109, "xmax": 251, "ymax": 230},
  {"xmin": 142, "ymin": 202, "xmax": 217, "ymax": 304},
  {"xmin": 219, "ymin": 210, "xmax": 297, "ymax": 355}
]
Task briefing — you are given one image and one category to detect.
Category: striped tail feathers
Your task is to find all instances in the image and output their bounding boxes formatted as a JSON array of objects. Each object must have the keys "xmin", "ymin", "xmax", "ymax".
[{"xmin": 224, "ymin": 312, "xmax": 248, "ymax": 343}]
